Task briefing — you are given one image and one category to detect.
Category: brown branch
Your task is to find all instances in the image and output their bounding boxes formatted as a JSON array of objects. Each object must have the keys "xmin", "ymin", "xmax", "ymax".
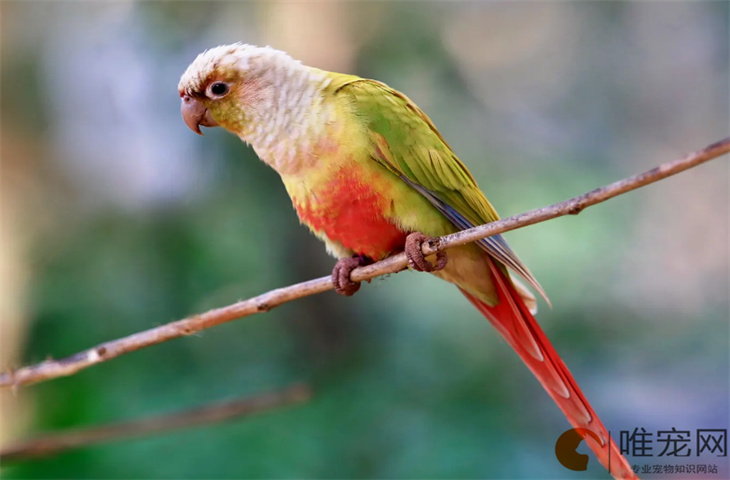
[
  {"xmin": 2, "ymin": 137, "xmax": 728, "ymax": 389},
  {"xmin": 0, "ymin": 383, "xmax": 311, "ymax": 462}
]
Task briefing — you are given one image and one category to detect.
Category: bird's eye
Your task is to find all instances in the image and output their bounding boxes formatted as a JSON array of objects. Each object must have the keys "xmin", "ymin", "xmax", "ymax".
[{"xmin": 207, "ymin": 82, "xmax": 229, "ymax": 98}]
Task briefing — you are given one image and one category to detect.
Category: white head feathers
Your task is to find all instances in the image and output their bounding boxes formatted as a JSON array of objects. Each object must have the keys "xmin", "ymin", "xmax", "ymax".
[
  {"xmin": 179, "ymin": 43, "xmax": 309, "ymax": 95},
  {"xmin": 178, "ymin": 43, "xmax": 334, "ymax": 173}
]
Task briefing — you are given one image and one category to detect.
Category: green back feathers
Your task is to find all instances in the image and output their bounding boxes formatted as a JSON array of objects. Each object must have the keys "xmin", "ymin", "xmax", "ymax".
[
  {"xmin": 334, "ymin": 78, "xmax": 498, "ymax": 226},
  {"xmin": 328, "ymin": 76, "xmax": 547, "ymax": 302}
]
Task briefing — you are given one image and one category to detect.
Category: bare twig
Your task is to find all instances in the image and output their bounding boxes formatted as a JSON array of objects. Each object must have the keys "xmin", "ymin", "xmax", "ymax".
[
  {"xmin": 0, "ymin": 383, "xmax": 311, "ymax": 462},
  {"xmin": 1, "ymin": 137, "xmax": 728, "ymax": 389}
]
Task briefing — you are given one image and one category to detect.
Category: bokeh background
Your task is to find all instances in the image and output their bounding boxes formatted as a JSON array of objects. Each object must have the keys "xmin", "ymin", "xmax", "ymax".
[{"xmin": 1, "ymin": 2, "xmax": 728, "ymax": 479}]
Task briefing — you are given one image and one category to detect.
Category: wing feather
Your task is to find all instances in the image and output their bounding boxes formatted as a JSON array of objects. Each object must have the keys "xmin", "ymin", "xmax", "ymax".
[{"xmin": 336, "ymin": 78, "xmax": 548, "ymax": 303}]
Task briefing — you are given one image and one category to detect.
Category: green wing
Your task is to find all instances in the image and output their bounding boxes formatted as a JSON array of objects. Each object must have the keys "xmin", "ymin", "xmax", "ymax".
[{"xmin": 336, "ymin": 77, "xmax": 547, "ymax": 302}]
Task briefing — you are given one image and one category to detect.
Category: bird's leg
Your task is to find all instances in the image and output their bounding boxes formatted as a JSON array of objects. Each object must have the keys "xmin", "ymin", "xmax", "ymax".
[
  {"xmin": 332, "ymin": 255, "xmax": 371, "ymax": 296},
  {"xmin": 405, "ymin": 232, "xmax": 448, "ymax": 272}
]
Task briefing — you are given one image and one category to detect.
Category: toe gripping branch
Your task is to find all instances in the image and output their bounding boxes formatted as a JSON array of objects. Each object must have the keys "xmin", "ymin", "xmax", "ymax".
[
  {"xmin": 332, "ymin": 256, "xmax": 367, "ymax": 296},
  {"xmin": 405, "ymin": 232, "xmax": 447, "ymax": 272},
  {"xmin": 331, "ymin": 232, "xmax": 446, "ymax": 297}
]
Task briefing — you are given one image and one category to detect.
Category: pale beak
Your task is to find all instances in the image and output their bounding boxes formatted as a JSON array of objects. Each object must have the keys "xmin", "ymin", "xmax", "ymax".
[{"xmin": 181, "ymin": 95, "xmax": 219, "ymax": 135}]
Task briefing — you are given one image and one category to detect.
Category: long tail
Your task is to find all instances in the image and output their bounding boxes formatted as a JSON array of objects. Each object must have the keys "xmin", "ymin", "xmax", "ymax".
[{"xmin": 459, "ymin": 258, "xmax": 638, "ymax": 480}]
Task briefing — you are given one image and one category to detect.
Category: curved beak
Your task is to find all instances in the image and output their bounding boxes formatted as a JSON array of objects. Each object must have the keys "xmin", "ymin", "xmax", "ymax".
[{"xmin": 181, "ymin": 95, "xmax": 219, "ymax": 135}]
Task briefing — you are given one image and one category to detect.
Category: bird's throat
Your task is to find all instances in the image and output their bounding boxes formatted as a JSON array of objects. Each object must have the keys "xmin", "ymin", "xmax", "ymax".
[{"xmin": 237, "ymin": 71, "xmax": 334, "ymax": 175}]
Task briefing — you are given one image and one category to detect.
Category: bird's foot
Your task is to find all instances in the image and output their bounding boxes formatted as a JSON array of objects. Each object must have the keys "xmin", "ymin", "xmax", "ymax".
[
  {"xmin": 332, "ymin": 255, "xmax": 368, "ymax": 296},
  {"xmin": 405, "ymin": 232, "xmax": 447, "ymax": 272}
]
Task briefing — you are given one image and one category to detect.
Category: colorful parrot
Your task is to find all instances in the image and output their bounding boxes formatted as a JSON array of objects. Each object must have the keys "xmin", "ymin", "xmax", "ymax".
[{"xmin": 179, "ymin": 43, "xmax": 637, "ymax": 480}]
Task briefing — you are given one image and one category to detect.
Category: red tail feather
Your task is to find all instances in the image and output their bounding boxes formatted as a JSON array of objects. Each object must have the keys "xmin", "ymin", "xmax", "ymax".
[{"xmin": 459, "ymin": 258, "xmax": 638, "ymax": 480}]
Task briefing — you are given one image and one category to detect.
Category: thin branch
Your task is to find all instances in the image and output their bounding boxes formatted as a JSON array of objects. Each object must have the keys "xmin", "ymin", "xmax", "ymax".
[
  {"xmin": 0, "ymin": 383, "xmax": 311, "ymax": 462},
  {"xmin": 2, "ymin": 137, "xmax": 728, "ymax": 389}
]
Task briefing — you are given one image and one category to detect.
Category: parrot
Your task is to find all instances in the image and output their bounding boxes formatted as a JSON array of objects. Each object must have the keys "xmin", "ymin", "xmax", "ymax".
[{"xmin": 179, "ymin": 43, "xmax": 637, "ymax": 480}]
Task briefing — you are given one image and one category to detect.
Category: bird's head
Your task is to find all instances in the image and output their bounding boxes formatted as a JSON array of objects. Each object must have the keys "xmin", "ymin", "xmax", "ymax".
[{"xmin": 178, "ymin": 43, "xmax": 305, "ymax": 136}]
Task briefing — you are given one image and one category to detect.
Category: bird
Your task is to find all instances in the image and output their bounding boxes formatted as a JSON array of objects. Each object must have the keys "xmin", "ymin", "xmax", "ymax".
[{"xmin": 178, "ymin": 43, "xmax": 637, "ymax": 480}]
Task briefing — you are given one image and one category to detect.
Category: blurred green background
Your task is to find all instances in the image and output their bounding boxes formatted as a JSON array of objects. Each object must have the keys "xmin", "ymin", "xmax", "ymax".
[{"xmin": 1, "ymin": 2, "xmax": 728, "ymax": 479}]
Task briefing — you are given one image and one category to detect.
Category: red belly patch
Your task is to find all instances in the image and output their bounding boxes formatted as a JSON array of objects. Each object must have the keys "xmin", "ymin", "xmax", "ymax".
[{"xmin": 293, "ymin": 168, "xmax": 407, "ymax": 260}]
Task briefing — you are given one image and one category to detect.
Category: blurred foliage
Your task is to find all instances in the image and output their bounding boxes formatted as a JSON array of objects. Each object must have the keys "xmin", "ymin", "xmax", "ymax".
[{"xmin": 0, "ymin": 1, "xmax": 728, "ymax": 479}]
